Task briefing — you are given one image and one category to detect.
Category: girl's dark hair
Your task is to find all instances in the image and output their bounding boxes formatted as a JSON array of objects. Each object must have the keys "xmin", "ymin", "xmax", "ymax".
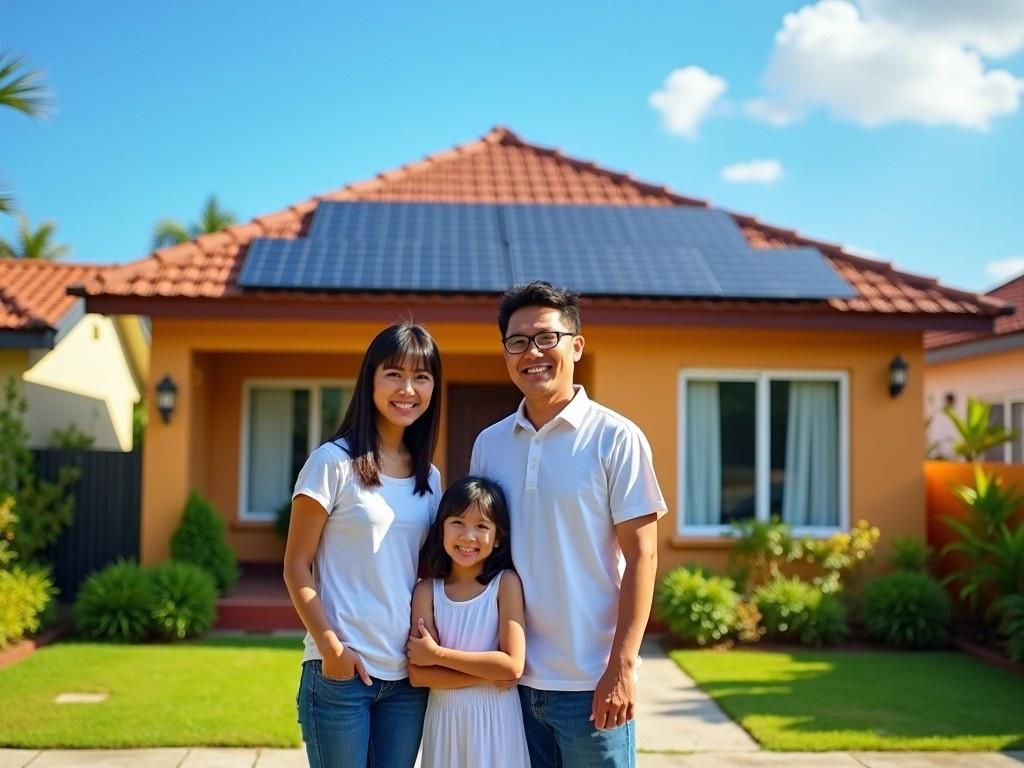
[
  {"xmin": 420, "ymin": 476, "xmax": 513, "ymax": 585},
  {"xmin": 327, "ymin": 322, "xmax": 442, "ymax": 496}
]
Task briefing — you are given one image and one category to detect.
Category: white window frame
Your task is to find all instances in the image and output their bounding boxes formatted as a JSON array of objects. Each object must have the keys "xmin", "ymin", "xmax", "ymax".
[
  {"xmin": 677, "ymin": 369, "xmax": 850, "ymax": 538},
  {"xmin": 238, "ymin": 378, "xmax": 354, "ymax": 522},
  {"xmin": 984, "ymin": 393, "xmax": 1024, "ymax": 462}
]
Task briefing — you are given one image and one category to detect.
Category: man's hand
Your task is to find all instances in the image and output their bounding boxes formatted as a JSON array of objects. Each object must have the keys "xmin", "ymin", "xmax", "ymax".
[
  {"xmin": 406, "ymin": 618, "xmax": 443, "ymax": 666},
  {"xmin": 591, "ymin": 659, "xmax": 635, "ymax": 730}
]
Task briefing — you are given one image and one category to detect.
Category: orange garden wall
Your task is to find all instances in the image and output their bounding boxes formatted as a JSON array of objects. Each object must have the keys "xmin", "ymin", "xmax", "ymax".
[{"xmin": 142, "ymin": 316, "xmax": 925, "ymax": 573}]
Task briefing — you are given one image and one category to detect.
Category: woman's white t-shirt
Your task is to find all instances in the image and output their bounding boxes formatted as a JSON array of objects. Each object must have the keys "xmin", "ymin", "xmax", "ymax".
[{"xmin": 292, "ymin": 439, "xmax": 441, "ymax": 680}]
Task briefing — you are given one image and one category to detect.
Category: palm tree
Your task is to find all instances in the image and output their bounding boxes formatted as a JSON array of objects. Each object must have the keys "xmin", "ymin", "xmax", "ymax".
[
  {"xmin": 0, "ymin": 214, "xmax": 71, "ymax": 260},
  {"xmin": 152, "ymin": 195, "xmax": 237, "ymax": 248},
  {"xmin": 0, "ymin": 52, "xmax": 51, "ymax": 216}
]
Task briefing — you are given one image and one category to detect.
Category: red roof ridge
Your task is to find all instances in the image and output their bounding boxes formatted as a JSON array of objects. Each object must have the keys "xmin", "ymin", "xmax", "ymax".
[{"xmin": 0, "ymin": 257, "xmax": 110, "ymax": 271}]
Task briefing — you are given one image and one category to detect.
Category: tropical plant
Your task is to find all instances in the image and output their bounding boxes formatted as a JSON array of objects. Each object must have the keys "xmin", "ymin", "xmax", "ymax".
[
  {"xmin": 943, "ymin": 396, "xmax": 1016, "ymax": 462},
  {"xmin": 655, "ymin": 566, "xmax": 739, "ymax": 646},
  {"xmin": 727, "ymin": 516, "xmax": 801, "ymax": 593},
  {"xmin": 942, "ymin": 465, "xmax": 1024, "ymax": 614},
  {"xmin": 0, "ymin": 564, "xmax": 53, "ymax": 647},
  {"xmin": 802, "ymin": 519, "xmax": 880, "ymax": 594},
  {"xmin": 0, "ymin": 51, "xmax": 51, "ymax": 216},
  {"xmin": 997, "ymin": 594, "xmax": 1024, "ymax": 662},
  {"xmin": 149, "ymin": 561, "xmax": 217, "ymax": 640},
  {"xmin": 862, "ymin": 571, "xmax": 951, "ymax": 649},
  {"xmin": 152, "ymin": 195, "xmax": 237, "ymax": 249},
  {"xmin": 170, "ymin": 490, "xmax": 238, "ymax": 595},
  {"xmin": 0, "ymin": 214, "xmax": 71, "ymax": 260},
  {"xmin": 73, "ymin": 560, "xmax": 154, "ymax": 643}
]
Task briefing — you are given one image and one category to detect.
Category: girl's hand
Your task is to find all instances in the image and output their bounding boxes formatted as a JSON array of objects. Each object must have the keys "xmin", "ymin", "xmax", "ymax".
[
  {"xmin": 406, "ymin": 618, "xmax": 442, "ymax": 666},
  {"xmin": 323, "ymin": 643, "xmax": 372, "ymax": 686}
]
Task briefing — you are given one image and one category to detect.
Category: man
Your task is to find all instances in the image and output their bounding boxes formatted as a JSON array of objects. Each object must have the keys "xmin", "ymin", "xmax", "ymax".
[{"xmin": 470, "ymin": 281, "xmax": 666, "ymax": 768}]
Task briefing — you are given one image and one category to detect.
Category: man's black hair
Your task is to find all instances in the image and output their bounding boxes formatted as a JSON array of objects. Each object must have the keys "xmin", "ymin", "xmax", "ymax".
[{"xmin": 497, "ymin": 281, "xmax": 581, "ymax": 338}]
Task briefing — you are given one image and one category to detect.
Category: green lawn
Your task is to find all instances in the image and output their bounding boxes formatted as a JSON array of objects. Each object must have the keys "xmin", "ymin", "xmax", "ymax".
[
  {"xmin": 671, "ymin": 648, "xmax": 1024, "ymax": 752},
  {"xmin": 0, "ymin": 635, "xmax": 304, "ymax": 748}
]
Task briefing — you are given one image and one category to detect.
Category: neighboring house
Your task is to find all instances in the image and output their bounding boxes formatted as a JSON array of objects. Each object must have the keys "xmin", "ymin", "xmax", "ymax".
[
  {"xmin": 72, "ymin": 127, "xmax": 1008, "ymax": 574},
  {"xmin": 0, "ymin": 259, "xmax": 148, "ymax": 451},
  {"xmin": 925, "ymin": 273, "xmax": 1024, "ymax": 461}
]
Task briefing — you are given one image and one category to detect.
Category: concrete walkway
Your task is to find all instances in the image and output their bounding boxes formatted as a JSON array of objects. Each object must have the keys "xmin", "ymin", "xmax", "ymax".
[{"xmin": 1, "ymin": 638, "xmax": 1022, "ymax": 767}]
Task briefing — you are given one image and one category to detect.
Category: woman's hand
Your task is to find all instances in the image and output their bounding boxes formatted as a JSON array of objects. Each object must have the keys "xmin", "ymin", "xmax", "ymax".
[
  {"xmin": 322, "ymin": 642, "xmax": 372, "ymax": 685},
  {"xmin": 406, "ymin": 618, "xmax": 443, "ymax": 666}
]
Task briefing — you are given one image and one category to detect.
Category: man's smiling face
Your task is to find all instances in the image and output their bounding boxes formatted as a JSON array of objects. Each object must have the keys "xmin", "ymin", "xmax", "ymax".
[{"xmin": 503, "ymin": 306, "xmax": 583, "ymax": 402}]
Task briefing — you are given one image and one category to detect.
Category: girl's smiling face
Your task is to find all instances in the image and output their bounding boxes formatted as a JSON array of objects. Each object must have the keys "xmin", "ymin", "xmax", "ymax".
[
  {"xmin": 442, "ymin": 502, "xmax": 498, "ymax": 570},
  {"xmin": 372, "ymin": 357, "xmax": 435, "ymax": 431}
]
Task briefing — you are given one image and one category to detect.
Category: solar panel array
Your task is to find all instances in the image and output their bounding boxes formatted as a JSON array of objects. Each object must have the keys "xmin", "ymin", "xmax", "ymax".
[{"xmin": 237, "ymin": 201, "xmax": 856, "ymax": 300}]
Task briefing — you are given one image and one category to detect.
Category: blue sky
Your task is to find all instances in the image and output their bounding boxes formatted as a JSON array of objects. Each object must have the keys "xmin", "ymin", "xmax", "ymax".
[{"xmin": 4, "ymin": 0, "xmax": 1023, "ymax": 293}]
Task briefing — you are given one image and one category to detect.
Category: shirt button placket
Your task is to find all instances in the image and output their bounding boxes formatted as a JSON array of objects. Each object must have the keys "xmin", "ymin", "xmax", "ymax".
[{"xmin": 526, "ymin": 434, "xmax": 541, "ymax": 490}]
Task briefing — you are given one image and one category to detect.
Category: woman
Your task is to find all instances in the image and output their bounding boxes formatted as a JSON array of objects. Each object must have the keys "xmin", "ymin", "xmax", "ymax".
[{"xmin": 283, "ymin": 322, "xmax": 442, "ymax": 768}]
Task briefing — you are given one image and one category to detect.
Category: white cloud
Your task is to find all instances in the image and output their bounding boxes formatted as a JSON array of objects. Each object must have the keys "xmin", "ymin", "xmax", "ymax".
[
  {"xmin": 749, "ymin": 0, "xmax": 1023, "ymax": 131},
  {"xmin": 649, "ymin": 66, "xmax": 727, "ymax": 139},
  {"xmin": 986, "ymin": 256, "xmax": 1024, "ymax": 283},
  {"xmin": 721, "ymin": 160, "xmax": 784, "ymax": 184},
  {"xmin": 861, "ymin": 0, "xmax": 1024, "ymax": 58}
]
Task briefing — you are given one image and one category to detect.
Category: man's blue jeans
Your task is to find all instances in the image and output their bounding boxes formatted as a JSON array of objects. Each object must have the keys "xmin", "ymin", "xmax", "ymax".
[
  {"xmin": 297, "ymin": 660, "xmax": 427, "ymax": 768},
  {"xmin": 518, "ymin": 685, "xmax": 636, "ymax": 768}
]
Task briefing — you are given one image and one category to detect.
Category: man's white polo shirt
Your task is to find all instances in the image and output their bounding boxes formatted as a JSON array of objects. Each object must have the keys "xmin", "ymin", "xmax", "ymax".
[{"xmin": 470, "ymin": 386, "xmax": 666, "ymax": 691}]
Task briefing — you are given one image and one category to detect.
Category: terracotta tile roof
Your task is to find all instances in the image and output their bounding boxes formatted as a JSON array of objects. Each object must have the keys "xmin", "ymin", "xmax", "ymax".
[
  {"xmin": 75, "ymin": 126, "xmax": 1008, "ymax": 324},
  {"xmin": 926, "ymin": 272, "xmax": 1024, "ymax": 349},
  {"xmin": 0, "ymin": 259, "xmax": 109, "ymax": 332}
]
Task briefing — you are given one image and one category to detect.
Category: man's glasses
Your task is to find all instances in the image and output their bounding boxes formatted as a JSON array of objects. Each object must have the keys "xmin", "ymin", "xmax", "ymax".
[{"xmin": 502, "ymin": 331, "xmax": 576, "ymax": 355}]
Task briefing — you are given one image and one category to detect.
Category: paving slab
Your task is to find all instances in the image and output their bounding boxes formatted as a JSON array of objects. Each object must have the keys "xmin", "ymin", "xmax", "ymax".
[
  {"xmin": 0, "ymin": 750, "xmax": 40, "ymax": 768},
  {"xmin": 856, "ymin": 753, "xmax": 1024, "ymax": 767},
  {"xmin": 637, "ymin": 638, "xmax": 759, "ymax": 754},
  {"xmin": 252, "ymin": 750, "xmax": 307, "ymax": 768},
  {"xmin": 179, "ymin": 748, "xmax": 258, "ymax": 767},
  {"xmin": 638, "ymin": 753, "xmax": 864, "ymax": 767},
  {"xmin": 27, "ymin": 749, "xmax": 187, "ymax": 767}
]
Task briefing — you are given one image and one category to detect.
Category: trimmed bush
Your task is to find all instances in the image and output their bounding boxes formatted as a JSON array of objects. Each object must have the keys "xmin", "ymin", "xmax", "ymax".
[
  {"xmin": 171, "ymin": 490, "xmax": 238, "ymax": 595},
  {"xmin": 861, "ymin": 571, "xmax": 951, "ymax": 649},
  {"xmin": 755, "ymin": 575, "xmax": 848, "ymax": 647},
  {"xmin": 0, "ymin": 565, "xmax": 53, "ymax": 647},
  {"xmin": 150, "ymin": 561, "xmax": 217, "ymax": 640},
  {"xmin": 889, "ymin": 536, "xmax": 932, "ymax": 574},
  {"xmin": 73, "ymin": 560, "xmax": 154, "ymax": 643},
  {"xmin": 997, "ymin": 594, "xmax": 1024, "ymax": 663},
  {"xmin": 656, "ymin": 566, "xmax": 738, "ymax": 646}
]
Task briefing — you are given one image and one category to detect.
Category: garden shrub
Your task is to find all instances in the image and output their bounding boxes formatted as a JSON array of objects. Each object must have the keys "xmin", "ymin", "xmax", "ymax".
[
  {"xmin": 73, "ymin": 560, "xmax": 154, "ymax": 643},
  {"xmin": 733, "ymin": 599, "xmax": 765, "ymax": 644},
  {"xmin": 0, "ymin": 565, "xmax": 53, "ymax": 647},
  {"xmin": 889, "ymin": 536, "xmax": 932, "ymax": 573},
  {"xmin": 755, "ymin": 575, "xmax": 848, "ymax": 646},
  {"xmin": 655, "ymin": 566, "xmax": 738, "ymax": 646},
  {"xmin": 861, "ymin": 571, "xmax": 951, "ymax": 649},
  {"xmin": 170, "ymin": 490, "xmax": 238, "ymax": 595},
  {"xmin": 150, "ymin": 561, "xmax": 217, "ymax": 640},
  {"xmin": 997, "ymin": 594, "xmax": 1024, "ymax": 663}
]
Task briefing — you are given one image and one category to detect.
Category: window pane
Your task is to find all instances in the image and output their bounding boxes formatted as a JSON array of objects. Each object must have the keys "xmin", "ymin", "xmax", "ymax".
[
  {"xmin": 719, "ymin": 382, "xmax": 756, "ymax": 525},
  {"xmin": 1012, "ymin": 403, "xmax": 1023, "ymax": 463},
  {"xmin": 248, "ymin": 388, "xmax": 309, "ymax": 519},
  {"xmin": 773, "ymin": 379, "xmax": 840, "ymax": 527},
  {"xmin": 320, "ymin": 387, "xmax": 351, "ymax": 444},
  {"xmin": 983, "ymin": 404, "xmax": 1006, "ymax": 462}
]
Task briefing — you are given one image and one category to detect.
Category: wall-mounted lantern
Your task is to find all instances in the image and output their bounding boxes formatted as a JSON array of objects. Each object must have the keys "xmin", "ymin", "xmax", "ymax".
[
  {"xmin": 156, "ymin": 375, "xmax": 178, "ymax": 423},
  {"xmin": 889, "ymin": 354, "xmax": 908, "ymax": 398}
]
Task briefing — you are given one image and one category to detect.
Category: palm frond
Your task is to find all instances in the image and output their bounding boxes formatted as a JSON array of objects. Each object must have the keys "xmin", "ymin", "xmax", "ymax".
[
  {"xmin": 152, "ymin": 218, "xmax": 191, "ymax": 249},
  {"xmin": 197, "ymin": 195, "xmax": 237, "ymax": 234},
  {"xmin": 0, "ymin": 51, "xmax": 51, "ymax": 119}
]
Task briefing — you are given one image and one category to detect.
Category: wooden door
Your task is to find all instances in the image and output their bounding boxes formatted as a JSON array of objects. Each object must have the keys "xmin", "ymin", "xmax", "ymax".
[{"xmin": 446, "ymin": 383, "xmax": 523, "ymax": 481}]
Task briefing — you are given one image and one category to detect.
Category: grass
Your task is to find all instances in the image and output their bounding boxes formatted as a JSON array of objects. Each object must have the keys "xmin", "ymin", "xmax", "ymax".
[
  {"xmin": 671, "ymin": 648, "xmax": 1024, "ymax": 752},
  {"xmin": 0, "ymin": 635, "xmax": 303, "ymax": 748}
]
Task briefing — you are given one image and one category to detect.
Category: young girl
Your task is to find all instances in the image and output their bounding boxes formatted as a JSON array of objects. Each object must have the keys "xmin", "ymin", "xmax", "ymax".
[
  {"xmin": 283, "ymin": 322, "xmax": 442, "ymax": 768},
  {"xmin": 407, "ymin": 476, "xmax": 530, "ymax": 768}
]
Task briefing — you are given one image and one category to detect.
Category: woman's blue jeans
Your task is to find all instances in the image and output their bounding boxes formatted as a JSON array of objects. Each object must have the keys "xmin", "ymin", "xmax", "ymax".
[{"xmin": 297, "ymin": 660, "xmax": 428, "ymax": 768}]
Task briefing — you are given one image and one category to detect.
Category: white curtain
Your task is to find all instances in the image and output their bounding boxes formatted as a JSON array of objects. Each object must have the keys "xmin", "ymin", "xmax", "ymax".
[
  {"xmin": 248, "ymin": 389, "xmax": 294, "ymax": 518},
  {"xmin": 782, "ymin": 381, "xmax": 838, "ymax": 526},
  {"xmin": 686, "ymin": 381, "xmax": 722, "ymax": 525}
]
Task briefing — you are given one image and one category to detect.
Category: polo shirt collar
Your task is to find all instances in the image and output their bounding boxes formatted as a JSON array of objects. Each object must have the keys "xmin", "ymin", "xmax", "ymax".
[{"xmin": 513, "ymin": 386, "xmax": 590, "ymax": 432}]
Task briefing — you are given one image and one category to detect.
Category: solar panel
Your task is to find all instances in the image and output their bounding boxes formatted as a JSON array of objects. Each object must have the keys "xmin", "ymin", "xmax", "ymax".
[{"xmin": 237, "ymin": 201, "xmax": 856, "ymax": 300}]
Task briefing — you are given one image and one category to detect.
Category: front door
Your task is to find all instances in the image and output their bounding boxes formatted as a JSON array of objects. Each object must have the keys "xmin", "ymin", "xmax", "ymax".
[{"xmin": 446, "ymin": 383, "xmax": 523, "ymax": 481}]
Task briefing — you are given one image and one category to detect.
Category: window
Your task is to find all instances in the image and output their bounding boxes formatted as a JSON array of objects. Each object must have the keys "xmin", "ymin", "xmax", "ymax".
[
  {"xmin": 678, "ymin": 370, "xmax": 848, "ymax": 535},
  {"xmin": 983, "ymin": 398, "xmax": 1024, "ymax": 463},
  {"xmin": 240, "ymin": 380, "xmax": 352, "ymax": 521}
]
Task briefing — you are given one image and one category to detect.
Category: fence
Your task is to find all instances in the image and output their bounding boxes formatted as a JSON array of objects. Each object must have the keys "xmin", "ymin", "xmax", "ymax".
[{"xmin": 33, "ymin": 448, "xmax": 142, "ymax": 599}]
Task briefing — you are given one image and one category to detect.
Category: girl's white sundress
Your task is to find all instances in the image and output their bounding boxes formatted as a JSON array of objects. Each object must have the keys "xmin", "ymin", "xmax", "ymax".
[{"xmin": 421, "ymin": 572, "xmax": 531, "ymax": 768}]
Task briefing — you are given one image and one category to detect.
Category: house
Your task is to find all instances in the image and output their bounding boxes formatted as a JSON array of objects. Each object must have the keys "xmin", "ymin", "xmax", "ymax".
[
  {"xmin": 71, "ymin": 127, "xmax": 1008, "ymax": 576},
  {"xmin": 925, "ymin": 273, "xmax": 1024, "ymax": 461},
  {"xmin": 0, "ymin": 259, "xmax": 148, "ymax": 451}
]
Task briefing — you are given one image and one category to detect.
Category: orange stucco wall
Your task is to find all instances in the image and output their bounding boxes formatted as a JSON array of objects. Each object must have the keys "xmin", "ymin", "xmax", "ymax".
[{"xmin": 142, "ymin": 317, "xmax": 924, "ymax": 574}]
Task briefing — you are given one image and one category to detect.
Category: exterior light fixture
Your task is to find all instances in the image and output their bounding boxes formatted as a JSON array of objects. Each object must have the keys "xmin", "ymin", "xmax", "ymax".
[
  {"xmin": 155, "ymin": 375, "xmax": 178, "ymax": 423},
  {"xmin": 888, "ymin": 354, "xmax": 908, "ymax": 398}
]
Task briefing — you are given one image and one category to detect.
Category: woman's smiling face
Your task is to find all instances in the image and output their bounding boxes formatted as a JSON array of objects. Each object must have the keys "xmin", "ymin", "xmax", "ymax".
[{"xmin": 372, "ymin": 357, "xmax": 435, "ymax": 431}]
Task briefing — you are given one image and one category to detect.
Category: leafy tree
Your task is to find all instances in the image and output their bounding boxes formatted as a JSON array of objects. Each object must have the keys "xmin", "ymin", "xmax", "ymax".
[
  {"xmin": 152, "ymin": 195, "xmax": 237, "ymax": 248},
  {"xmin": 0, "ymin": 51, "xmax": 50, "ymax": 216},
  {"xmin": 0, "ymin": 214, "xmax": 71, "ymax": 260}
]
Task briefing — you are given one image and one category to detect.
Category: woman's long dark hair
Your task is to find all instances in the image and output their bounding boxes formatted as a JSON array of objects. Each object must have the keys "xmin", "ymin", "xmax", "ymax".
[
  {"xmin": 327, "ymin": 322, "xmax": 442, "ymax": 496},
  {"xmin": 420, "ymin": 476, "xmax": 513, "ymax": 585}
]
